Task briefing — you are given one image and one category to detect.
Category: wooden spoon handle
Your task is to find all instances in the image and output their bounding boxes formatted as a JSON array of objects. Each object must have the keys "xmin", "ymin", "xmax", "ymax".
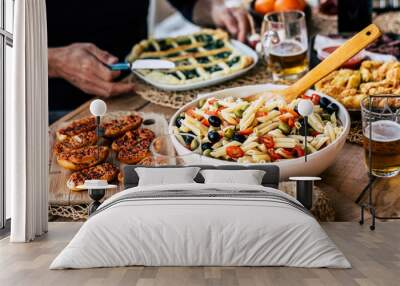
[{"xmin": 284, "ymin": 24, "xmax": 381, "ymax": 102}]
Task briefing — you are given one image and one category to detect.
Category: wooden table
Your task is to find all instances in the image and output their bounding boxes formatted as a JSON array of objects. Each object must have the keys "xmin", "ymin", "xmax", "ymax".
[{"xmin": 49, "ymin": 91, "xmax": 400, "ymax": 221}]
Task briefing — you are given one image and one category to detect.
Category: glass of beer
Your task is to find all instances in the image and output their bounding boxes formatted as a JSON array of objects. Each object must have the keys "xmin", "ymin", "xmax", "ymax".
[
  {"xmin": 361, "ymin": 96, "xmax": 400, "ymax": 178},
  {"xmin": 262, "ymin": 10, "xmax": 308, "ymax": 81}
]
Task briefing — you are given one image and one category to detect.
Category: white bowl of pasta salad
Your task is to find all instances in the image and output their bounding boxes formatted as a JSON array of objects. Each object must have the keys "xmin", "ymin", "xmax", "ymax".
[{"xmin": 168, "ymin": 84, "xmax": 350, "ymax": 179}]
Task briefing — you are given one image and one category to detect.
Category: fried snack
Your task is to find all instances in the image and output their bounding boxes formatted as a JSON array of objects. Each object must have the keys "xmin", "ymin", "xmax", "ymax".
[
  {"xmin": 315, "ymin": 60, "xmax": 400, "ymax": 109},
  {"xmin": 101, "ymin": 115, "xmax": 143, "ymax": 138},
  {"xmin": 117, "ymin": 139, "xmax": 152, "ymax": 164},
  {"xmin": 56, "ymin": 117, "xmax": 96, "ymax": 141},
  {"xmin": 67, "ymin": 163, "xmax": 119, "ymax": 190},
  {"xmin": 53, "ymin": 131, "xmax": 97, "ymax": 155},
  {"xmin": 56, "ymin": 146, "xmax": 109, "ymax": 171},
  {"xmin": 111, "ymin": 128, "xmax": 155, "ymax": 152}
]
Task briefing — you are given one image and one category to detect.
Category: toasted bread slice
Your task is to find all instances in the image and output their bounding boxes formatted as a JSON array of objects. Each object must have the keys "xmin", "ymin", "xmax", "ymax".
[
  {"xmin": 67, "ymin": 163, "xmax": 119, "ymax": 190},
  {"xmin": 101, "ymin": 115, "xmax": 143, "ymax": 138},
  {"xmin": 56, "ymin": 146, "xmax": 109, "ymax": 171},
  {"xmin": 56, "ymin": 117, "xmax": 96, "ymax": 141}
]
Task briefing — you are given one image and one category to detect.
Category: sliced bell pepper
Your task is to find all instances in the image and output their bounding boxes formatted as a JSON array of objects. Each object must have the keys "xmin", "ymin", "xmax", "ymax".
[
  {"xmin": 267, "ymin": 148, "xmax": 282, "ymax": 161},
  {"xmin": 226, "ymin": 146, "xmax": 245, "ymax": 159},
  {"xmin": 293, "ymin": 145, "xmax": 305, "ymax": 157},
  {"xmin": 238, "ymin": 128, "xmax": 253, "ymax": 136},
  {"xmin": 258, "ymin": 135, "xmax": 275, "ymax": 148}
]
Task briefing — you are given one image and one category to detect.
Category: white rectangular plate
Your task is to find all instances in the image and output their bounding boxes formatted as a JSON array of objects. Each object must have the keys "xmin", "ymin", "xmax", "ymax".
[{"xmin": 132, "ymin": 40, "xmax": 259, "ymax": 92}]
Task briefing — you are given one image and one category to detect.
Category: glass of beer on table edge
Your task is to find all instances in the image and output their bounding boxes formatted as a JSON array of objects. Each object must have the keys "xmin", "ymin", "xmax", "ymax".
[
  {"xmin": 361, "ymin": 96, "xmax": 400, "ymax": 178},
  {"xmin": 262, "ymin": 10, "xmax": 308, "ymax": 81}
]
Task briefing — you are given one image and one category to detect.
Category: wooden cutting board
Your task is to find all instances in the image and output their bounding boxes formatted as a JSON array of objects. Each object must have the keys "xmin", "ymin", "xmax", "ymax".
[{"xmin": 49, "ymin": 111, "xmax": 169, "ymax": 205}]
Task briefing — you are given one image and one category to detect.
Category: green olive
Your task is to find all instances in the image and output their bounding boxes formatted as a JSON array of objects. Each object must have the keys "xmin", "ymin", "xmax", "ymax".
[
  {"xmin": 321, "ymin": 113, "xmax": 331, "ymax": 120},
  {"xmin": 224, "ymin": 128, "xmax": 234, "ymax": 139},
  {"xmin": 198, "ymin": 99, "xmax": 206, "ymax": 108},
  {"xmin": 234, "ymin": 109, "xmax": 244, "ymax": 118},
  {"xmin": 278, "ymin": 121, "xmax": 290, "ymax": 134},
  {"xmin": 190, "ymin": 139, "xmax": 199, "ymax": 151},
  {"xmin": 203, "ymin": 149, "xmax": 212, "ymax": 157}
]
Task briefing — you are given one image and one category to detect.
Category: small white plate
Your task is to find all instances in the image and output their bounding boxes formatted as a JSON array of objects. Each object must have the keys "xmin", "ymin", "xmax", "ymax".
[
  {"xmin": 75, "ymin": 184, "xmax": 118, "ymax": 190},
  {"xmin": 133, "ymin": 40, "xmax": 259, "ymax": 92}
]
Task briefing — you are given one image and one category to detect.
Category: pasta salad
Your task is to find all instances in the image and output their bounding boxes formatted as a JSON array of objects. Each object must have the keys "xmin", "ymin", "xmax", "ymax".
[{"xmin": 172, "ymin": 93, "xmax": 343, "ymax": 163}]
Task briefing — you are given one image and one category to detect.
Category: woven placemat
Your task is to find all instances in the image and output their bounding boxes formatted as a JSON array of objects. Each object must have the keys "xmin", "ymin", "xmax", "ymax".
[
  {"xmin": 49, "ymin": 181, "xmax": 334, "ymax": 222},
  {"xmin": 348, "ymin": 120, "xmax": 363, "ymax": 145},
  {"xmin": 130, "ymin": 62, "xmax": 283, "ymax": 109}
]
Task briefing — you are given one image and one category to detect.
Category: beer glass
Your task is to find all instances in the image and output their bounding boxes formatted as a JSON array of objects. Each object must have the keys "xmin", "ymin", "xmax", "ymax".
[
  {"xmin": 262, "ymin": 10, "xmax": 308, "ymax": 81},
  {"xmin": 361, "ymin": 96, "xmax": 400, "ymax": 178}
]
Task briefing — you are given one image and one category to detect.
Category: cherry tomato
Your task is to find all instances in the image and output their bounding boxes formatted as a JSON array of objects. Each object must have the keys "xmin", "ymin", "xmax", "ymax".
[
  {"xmin": 311, "ymin": 94, "xmax": 321, "ymax": 105},
  {"xmin": 288, "ymin": 118, "xmax": 295, "ymax": 128},
  {"xmin": 279, "ymin": 108, "xmax": 298, "ymax": 118},
  {"xmin": 238, "ymin": 128, "xmax": 253, "ymax": 136},
  {"xmin": 302, "ymin": 94, "xmax": 311, "ymax": 99},
  {"xmin": 205, "ymin": 109, "xmax": 218, "ymax": 116},
  {"xmin": 226, "ymin": 146, "xmax": 245, "ymax": 159},
  {"xmin": 282, "ymin": 148, "xmax": 294, "ymax": 157},
  {"xmin": 293, "ymin": 146, "xmax": 305, "ymax": 157},
  {"xmin": 186, "ymin": 108, "xmax": 203, "ymax": 120},
  {"xmin": 259, "ymin": 135, "xmax": 275, "ymax": 148},
  {"xmin": 310, "ymin": 130, "xmax": 320, "ymax": 137},
  {"xmin": 185, "ymin": 108, "xmax": 196, "ymax": 118},
  {"xmin": 255, "ymin": 111, "xmax": 268, "ymax": 118},
  {"xmin": 208, "ymin": 98, "xmax": 218, "ymax": 105},
  {"xmin": 267, "ymin": 148, "xmax": 282, "ymax": 161},
  {"xmin": 201, "ymin": 118, "xmax": 210, "ymax": 127}
]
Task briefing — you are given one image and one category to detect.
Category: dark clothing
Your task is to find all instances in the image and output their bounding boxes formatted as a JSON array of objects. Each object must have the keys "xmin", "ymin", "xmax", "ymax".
[{"xmin": 46, "ymin": 0, "xmax": 196, "ymax": 117}]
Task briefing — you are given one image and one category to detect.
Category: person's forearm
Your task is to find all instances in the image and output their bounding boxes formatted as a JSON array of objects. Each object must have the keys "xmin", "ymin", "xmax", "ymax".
[
  {"xmin": 48, "ymin": 47, "xmax": 63, "ymax": 78},
  {"xmin": 193, "ymin": 0, "xmax": 222, "ymax": 27}
]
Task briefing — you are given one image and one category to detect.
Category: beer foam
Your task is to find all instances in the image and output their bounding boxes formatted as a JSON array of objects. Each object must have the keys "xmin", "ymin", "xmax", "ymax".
[
  {"xmin": 364, "ymin": 120, "xmax": 400, "ymax": 142},
  {"xmin": 270, "ymin": 40, "xmax": 307, "ymax": 57}
]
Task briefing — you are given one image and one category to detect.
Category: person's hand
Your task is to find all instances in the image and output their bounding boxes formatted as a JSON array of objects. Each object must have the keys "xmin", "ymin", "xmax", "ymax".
[
  {"xmin": 211, "ymin": 3, "xmax": 251, "ymax": 42},
  {"xmin": 48, "ymin": 43, "xmax": 135, "ymax": 98},
  {"xmin": 194, "ymin": 0, "xmax": 251, "ymax": 43}
]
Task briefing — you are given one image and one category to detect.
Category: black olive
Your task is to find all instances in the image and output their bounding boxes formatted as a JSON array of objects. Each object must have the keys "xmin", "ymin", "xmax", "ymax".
[
  {"xmin": 201, "ymin": 142, "xmax": 213, "ymax": 151},
  {"xmin": 299, "ymin": 125, "xmax": 315, "ymax": 136},
  {"xmin": 182, "ymin": 134, "xmax": 194, "ymax": 145},
  {"xmin": 319, "ymin": 97, "xmax": 331, "ymax": 109},
  {"xmin": 208, "ymin": 116, "xmax": 222, "ymax": 127},
  {"xmin": 232, "ymin": 133, "xmax": 246, "ymax": 143},
  {"xmin": 326, "ymin": 102, "xmax": 339, "ymax": 114},
  {"xmin": 208, "ymin": 131, "xmax": 221, "ymax": 143},
  {"xmin": 175, "ymin": 116, "xmax": 185, "ymax": 128},
  {"xmin": 299, "ymin": 125, "xmax": 307, "ymax": 136},
  {"xmin": 273, "ymin": 107, "xmax": 280, "ymax": 111}
]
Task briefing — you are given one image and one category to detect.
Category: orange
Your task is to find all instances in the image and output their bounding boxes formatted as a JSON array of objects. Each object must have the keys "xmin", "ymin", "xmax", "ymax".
[
  {"xmin": 273, "ymin": 0, "xmax": 306, "ymax": 12},
  {"xmin": 254, "ymin": 0, "xmax": 275, "ymax": 15}
]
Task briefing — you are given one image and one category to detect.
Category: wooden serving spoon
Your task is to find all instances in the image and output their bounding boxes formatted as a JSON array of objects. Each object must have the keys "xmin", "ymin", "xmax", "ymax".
[{"xmin": 269, "ymin": 24, "xmax": 382, "ymax": 102}]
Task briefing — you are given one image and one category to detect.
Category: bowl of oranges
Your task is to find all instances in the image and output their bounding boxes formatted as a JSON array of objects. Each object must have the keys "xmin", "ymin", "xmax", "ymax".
[{"xmin": 247, "ymin": 0, "xmax": 308, "ymax": 27}]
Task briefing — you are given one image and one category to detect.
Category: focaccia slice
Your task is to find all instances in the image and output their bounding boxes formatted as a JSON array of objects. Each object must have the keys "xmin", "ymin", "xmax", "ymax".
[
  {"xmin": 53, "ymin": 131, "xmax": 97, "ymax": 155},
  {"xmin": 117, "ymin": 139, "xmax": 152, "ymax": 164},
  {"xmin": 111, "ymin": 128, "xmax": 155, "ymax": 152},
  {"xmin": 101, "ymin": 115, "xmax": 143, "ymax": 138},
  {"xmin": 67, "ymin": 163, "xmax": 119, "ymax": 191},
  {"xmin": 56, "ymin": 117, "xmax": 96, "ymax": 141},
  {"xmin": 56, "ymin": 146, "xmax": 109, "ymax": 171}
]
